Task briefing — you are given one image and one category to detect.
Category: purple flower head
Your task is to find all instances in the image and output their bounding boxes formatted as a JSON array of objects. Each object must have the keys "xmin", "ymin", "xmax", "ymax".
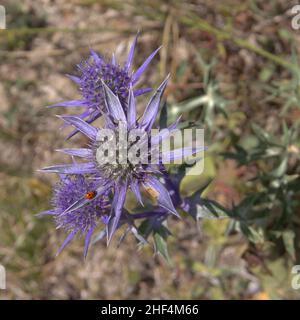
[
  {"xmin": 49, "ymin": 33, "xmax": 160, "ymax": 138},
  {"xmin": 37, "ymin": 174, "xmax": 110, "ymax": 257},
  {"xmin": 41, "ymin": 77, "xmax": 202, "ymax": 244}
]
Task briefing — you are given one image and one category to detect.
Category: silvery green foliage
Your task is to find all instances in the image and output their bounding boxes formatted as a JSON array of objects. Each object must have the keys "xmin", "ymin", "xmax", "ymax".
[{"xmin": 223, "ymin": 122, "xmax": 300, "ymax": 259}]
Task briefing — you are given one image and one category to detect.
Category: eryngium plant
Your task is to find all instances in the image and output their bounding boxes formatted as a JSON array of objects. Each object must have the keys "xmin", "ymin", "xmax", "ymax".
[
  {"xmin": 38, "ymin": 35, "xmax": 223, "ymax": 259},
  {"xmin": 222, "ymin": 122, "xmax": 300, "ymax": 260},
  {"xmin": 49, "ymin": 33, "xmax": 160, "ymax": 138}
]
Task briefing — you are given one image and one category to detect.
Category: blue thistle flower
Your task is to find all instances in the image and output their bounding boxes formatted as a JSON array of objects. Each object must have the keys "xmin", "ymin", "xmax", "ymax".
[
  {"xmin": 37, "ymin": 174, "xmax": 110, "ymax": 257},
  {"xmin": 41, "ymin": 77, "xmax": 201, "ymax": 244},
  {"xmin": 49, "ymin": 33, "xmax": 160, "ymax": 138}
]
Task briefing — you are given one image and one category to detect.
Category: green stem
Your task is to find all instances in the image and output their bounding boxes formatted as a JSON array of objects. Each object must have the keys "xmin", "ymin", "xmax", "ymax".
[{"xmin": 181, "ymin": 13, "xmax": 294, "ymax": 71}]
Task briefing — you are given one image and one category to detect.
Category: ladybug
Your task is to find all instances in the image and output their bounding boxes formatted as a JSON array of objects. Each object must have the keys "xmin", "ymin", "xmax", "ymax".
[{"xmin": 85, "ymin": 190, "xmax": 96, "ymax": 200}]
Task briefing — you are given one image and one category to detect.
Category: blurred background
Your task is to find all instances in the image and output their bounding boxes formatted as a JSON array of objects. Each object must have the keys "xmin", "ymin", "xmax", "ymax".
[{"xmin": 0, "ymin": 0, "xmax": 300, "ymax": 299}]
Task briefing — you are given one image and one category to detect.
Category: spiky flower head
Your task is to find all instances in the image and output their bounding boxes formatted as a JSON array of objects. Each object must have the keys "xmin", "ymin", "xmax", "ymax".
[
  {"xmin": 37, "ymin": 174, "xmax": 110, "ymax": 257},
  {"xmin": 49, "ymin": 33, "xmax": 160, "ymax": 138},
  {"xmin": 41, "ymin": 77, "xmax": 201, "ymax": 244}
]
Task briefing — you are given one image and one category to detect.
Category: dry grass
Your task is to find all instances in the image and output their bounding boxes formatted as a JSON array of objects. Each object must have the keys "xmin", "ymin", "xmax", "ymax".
[{"xmin": 0, "ymin": 0, "xmax": 299, "ymax": 299}]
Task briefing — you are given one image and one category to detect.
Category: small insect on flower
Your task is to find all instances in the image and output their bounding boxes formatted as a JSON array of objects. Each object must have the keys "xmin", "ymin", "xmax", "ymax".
[
  {"xmin": 36, "ymin": 175, "xmax": 111, "ymax": 258},
  {"xmin": 41, "ymin": 76, "xmax": 204, "ymax": 244},
  {"xmin": 144, "ymin": 186, "xmax": 159, "ymax": 199},
  {"xmin": 85, "ymin": 190, "xmax": 96, "ymax": 200}
]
